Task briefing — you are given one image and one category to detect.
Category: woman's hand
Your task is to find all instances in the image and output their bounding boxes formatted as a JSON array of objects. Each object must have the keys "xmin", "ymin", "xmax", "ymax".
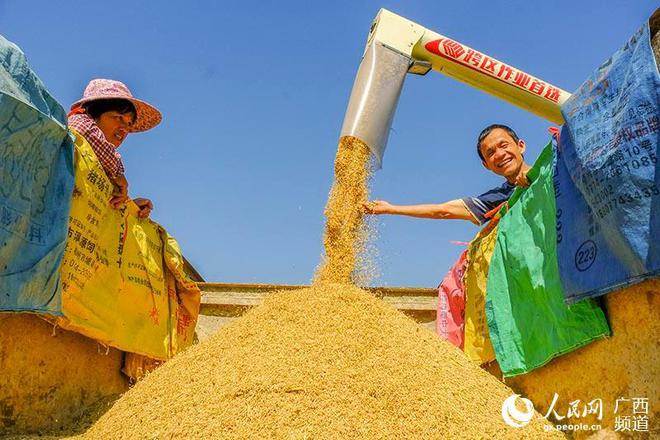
[
  {"xmin": 363, "ymin": 200, "xmax": 394, "ymax": 215},
  {"xmin": 110, "ymin": 174, "xmax": 129, "ymax": 208},
  {"xmin": 134, "ymin": 198, "xmax": 154, "ymax": 219}
]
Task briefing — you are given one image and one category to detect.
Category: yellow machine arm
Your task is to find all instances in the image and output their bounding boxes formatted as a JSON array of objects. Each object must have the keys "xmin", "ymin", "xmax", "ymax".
[{"xmin": 340, "ymin": 9, "xmax": 571, "ymax": 167}]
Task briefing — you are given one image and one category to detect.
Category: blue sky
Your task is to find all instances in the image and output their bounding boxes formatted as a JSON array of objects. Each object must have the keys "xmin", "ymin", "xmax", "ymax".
[{"xmin": 1, "ymin": 1, "xmax": 656, "ymax": 287}]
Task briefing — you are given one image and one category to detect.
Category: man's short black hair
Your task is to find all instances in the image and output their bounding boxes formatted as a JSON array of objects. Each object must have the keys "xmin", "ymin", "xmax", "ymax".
[
  {"xmin": 476, "ymin": 124, "xmax": 520, "ymax": 161},
  {"xmin": 84, "ymin": 98, "xmax": 136, "ymax": 121}
]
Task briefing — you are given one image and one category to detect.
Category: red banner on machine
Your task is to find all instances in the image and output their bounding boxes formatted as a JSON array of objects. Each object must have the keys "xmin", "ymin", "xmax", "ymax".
[{"xmin": 425, "ymin": 38, "xmax": 563, "ymax": 104}]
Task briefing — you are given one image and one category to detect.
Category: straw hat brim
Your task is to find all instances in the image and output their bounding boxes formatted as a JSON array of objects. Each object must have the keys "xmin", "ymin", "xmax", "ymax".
[{"xmin": 70, "ymin": 96, "xmax": 162, "ymax": 133}]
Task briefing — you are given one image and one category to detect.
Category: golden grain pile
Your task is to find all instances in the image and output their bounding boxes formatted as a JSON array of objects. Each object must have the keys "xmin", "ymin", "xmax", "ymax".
[
  {"xmin": 85, "ymin": 284, "xmax": 559, "ymax": 439},
  {"xmin": 83, "ymin": 135, "xmax": 561, "ymax": 439}
]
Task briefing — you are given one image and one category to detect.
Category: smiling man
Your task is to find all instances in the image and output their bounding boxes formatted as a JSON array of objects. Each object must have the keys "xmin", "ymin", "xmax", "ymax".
[{"xmin": 364, "ymin": 124, "xmax": 531, "ymax": 225}]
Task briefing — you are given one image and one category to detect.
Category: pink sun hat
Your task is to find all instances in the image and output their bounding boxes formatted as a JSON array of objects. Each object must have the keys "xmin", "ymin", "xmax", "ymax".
[{"xmin": 70, "ymin": 78, "xmax": 162, "ymax": 132}]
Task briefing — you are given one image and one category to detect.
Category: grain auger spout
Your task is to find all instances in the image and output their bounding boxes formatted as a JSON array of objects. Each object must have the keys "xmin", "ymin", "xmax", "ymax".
[{"xmin": 340, "ymin": 8, "xmax": 572, "ymax": 168}]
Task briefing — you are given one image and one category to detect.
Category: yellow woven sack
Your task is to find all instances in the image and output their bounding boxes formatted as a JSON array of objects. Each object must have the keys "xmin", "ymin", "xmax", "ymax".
[
  {"xmin": 463, "ymin": 221, "xmax": 498, "ymax": 365},
  {"xmin": 57, "ymin": 130, "xmax": 199, "ymax": 360}
]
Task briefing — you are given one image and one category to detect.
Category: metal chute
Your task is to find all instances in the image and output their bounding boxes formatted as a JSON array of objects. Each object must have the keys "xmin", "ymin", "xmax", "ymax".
[
  {"xmin": 339, "ymin": 8, "xmax": 571, "ymax": 168},
  {"xmin": 339, "ymin": 42, "xmax": 411, "ymax": 168}
]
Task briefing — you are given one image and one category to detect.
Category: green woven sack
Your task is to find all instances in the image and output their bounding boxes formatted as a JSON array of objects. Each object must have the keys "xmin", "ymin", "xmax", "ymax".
[{"xmin": 485, "ymin": 141, "xmax": 610, "ymax": 377}]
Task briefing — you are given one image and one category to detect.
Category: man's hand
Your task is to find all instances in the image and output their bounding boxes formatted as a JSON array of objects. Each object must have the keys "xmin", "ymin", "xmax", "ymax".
[
  {"xmin": 110, "ymin": 174, "xmax": 129, "ymax": 208},
  {"xmin": 134, "ymin": 198, "xmax": 154, "ymax": 219},
  {"xmin": 515, "ymin": 171, "xmax": 530, "ymax": 188},
  {"xmin": 364, "ymin": 200, "xmax": 394, "ymax": 215}
]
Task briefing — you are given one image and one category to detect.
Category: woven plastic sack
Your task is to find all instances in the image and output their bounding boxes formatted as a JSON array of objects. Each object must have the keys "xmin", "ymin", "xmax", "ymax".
[
  {"xmin": 463, "ymin": 223, "xmax": 498, "ymax": 364},
  {"xmin": 556, "ymin": 21, "xmax": 660, "ymax": 303},
  {"xmin": 436, "ymin": 249, "xmax": 467, "ymax": 349},
  {"xmin": 485, "ymin": 142, "xmax": 610, "ymax": 377},
  {"xmin": 57, "ymin": 130, "xmax": 200, "ymax": 359},
  {"xmin": 0, "ymin": 35, "xmax": 74, "ymax": 314}
]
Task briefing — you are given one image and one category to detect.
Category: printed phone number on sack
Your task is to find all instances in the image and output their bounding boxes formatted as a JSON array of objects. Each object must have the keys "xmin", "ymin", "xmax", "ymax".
[
  {"xmin": 602, "ymin": 153, "xmax": 657, "ymax": 181},
  {"xmin": 593, "ymin": 185, "xmax": 660, "ymax": 220}
]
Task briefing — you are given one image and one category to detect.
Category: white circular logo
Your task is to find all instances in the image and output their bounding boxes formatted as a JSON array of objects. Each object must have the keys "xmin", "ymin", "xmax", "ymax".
[{"xmin": 501, "ymin": 394, "xmax": 535, "ymax": 428}]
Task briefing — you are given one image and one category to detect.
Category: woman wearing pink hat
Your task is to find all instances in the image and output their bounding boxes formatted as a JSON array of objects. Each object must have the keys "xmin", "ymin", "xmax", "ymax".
[{"xmin": 68, "ymin": 78, "xmax": 162, "ymax": 218}]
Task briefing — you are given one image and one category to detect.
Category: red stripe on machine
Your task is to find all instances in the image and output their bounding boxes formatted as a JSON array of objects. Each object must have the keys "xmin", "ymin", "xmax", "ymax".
[{"xmin": 424, "ymin": 39, "xmax": 561, "ymax": 103}]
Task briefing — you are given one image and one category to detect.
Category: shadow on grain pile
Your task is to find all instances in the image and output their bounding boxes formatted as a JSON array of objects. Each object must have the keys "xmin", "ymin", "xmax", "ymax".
[{"xmin": 1, "ymin": 395, "xmax": 116, "ymax": 440}]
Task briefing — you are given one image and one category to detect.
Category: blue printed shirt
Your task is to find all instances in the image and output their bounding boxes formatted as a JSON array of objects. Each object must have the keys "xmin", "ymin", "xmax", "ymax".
[{"xmin": 462, "ymin": 181, "xmax": 515, "ymax": 225}]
